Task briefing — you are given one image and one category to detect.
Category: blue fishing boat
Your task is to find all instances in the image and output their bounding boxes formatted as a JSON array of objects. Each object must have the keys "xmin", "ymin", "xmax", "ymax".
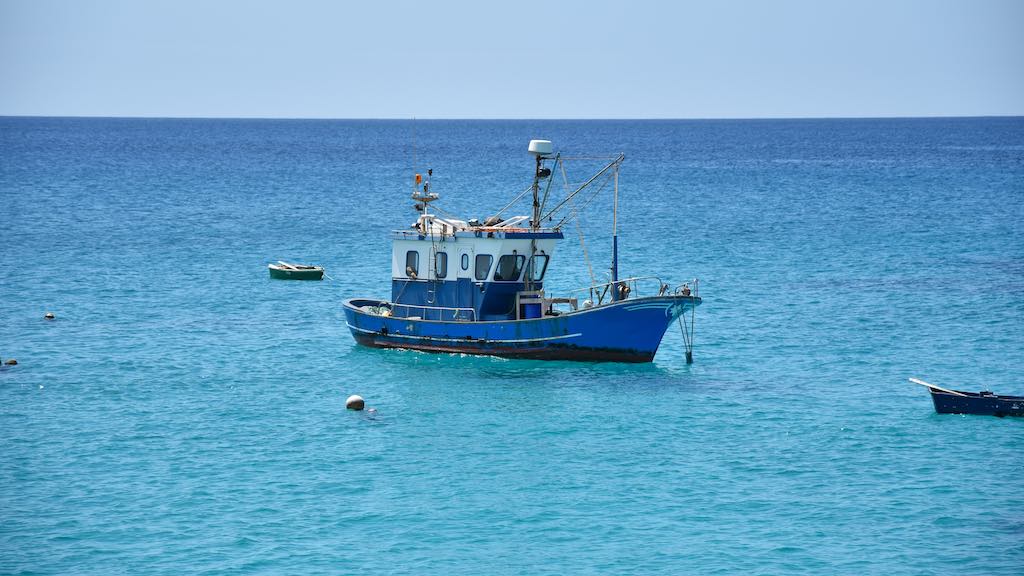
[{"xmin": 343, "ymin": 140, "xmax": 702, "ymax": 363}]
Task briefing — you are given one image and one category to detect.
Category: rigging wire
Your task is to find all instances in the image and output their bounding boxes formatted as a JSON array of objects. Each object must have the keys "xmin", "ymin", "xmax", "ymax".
[
  {"xmin": 491, "ymin": 184, "xmax": 536, "ymax": 221},
  {"xmin": 575, "ymin": 216, "xmax": 597, "ymax": 289},
  {"xmin": 428, "ymin": 203, "xmax": 464, "ymax": 222},
  {"xmin": 558, "ymin": 160, "xmax": 597, "ymax": 289},
  {"xmin": 553, "ymin": 171, "xmax": 613, "ymax": 229},
  {"xmin": 539, "ymin": 154, "xmax": 623, "ymax": 223}
]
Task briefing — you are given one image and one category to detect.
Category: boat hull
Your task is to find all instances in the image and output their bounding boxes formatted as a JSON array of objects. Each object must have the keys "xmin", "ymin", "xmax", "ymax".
[
  {"xmin": 343, "ymin": 295, "xmax": 701, "ymax": 362},
  {"xmin": 269, "ymin": 265, "xmax": 323, "ymax": 280},
  {"xmin": 930, "ymin": 389, "xmax": 1024, "ymax": 417}
]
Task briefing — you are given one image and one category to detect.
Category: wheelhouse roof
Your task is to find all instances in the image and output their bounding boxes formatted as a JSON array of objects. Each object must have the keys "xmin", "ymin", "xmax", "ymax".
[{"xmin": 391, "ymin": 229, "xmax": 564, "ymax": 240}]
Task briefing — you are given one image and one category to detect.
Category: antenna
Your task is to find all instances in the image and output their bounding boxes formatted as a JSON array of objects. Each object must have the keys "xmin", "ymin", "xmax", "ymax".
[{"xmin": 411, "ymin": 117, "xmax": 417, "ymax": 195}]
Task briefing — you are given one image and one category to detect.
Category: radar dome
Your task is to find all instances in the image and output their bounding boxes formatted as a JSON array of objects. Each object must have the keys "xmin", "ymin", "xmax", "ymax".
[{"xmin": 528, "ymin": 140, "xmax": 553, "ymax": 157}]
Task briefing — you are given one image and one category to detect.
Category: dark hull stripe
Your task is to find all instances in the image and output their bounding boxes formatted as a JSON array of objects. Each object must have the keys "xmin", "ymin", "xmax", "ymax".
[{"xmin": 353, "ymin": 333, "xmax": 654, "ymax": 363}]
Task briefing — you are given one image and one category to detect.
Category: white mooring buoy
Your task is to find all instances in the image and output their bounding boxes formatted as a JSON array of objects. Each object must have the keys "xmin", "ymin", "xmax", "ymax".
[
  {"xmin": 346, "ymin": 394, "xmax": 365, "ymax": 411},
  {"xmin": 44, "ymin": 312, "xmax": 55, "ymax": 320}
]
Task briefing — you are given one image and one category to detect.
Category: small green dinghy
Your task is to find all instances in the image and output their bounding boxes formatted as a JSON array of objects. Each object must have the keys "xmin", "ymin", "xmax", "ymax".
[{"xmin": 268, "ymin": 261, "xmax": 324, "ymax": 281}]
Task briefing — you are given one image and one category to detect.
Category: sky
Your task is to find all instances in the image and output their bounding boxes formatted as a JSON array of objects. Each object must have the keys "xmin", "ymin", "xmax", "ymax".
[{"xmin": 0, "ymin": 0, "xmax": 1022, "ymax": 119}]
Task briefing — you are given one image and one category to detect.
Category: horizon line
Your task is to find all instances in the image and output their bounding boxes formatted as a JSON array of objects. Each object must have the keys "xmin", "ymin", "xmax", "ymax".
[{"xmin": 2, "ymin": 113, "xmax": 1022, "ymax": 122}]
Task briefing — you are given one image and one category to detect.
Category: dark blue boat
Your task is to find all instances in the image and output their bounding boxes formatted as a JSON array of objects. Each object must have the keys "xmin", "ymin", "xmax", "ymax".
[
  {"xmin": 343, "ymin": 140, "xmax": 702, "ymax": 362},
  {"xmin": 910, "ymin": 378, "xmax": 1024, "ymax": 417}
]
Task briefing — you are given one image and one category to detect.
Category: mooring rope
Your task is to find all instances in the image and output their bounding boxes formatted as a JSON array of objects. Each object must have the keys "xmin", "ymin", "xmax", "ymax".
[{"xmin": 677, "ymin": 296, "xmax": 695, "ymax": 364}]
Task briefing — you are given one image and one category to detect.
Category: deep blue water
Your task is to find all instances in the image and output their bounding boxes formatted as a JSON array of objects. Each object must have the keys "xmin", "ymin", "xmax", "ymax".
[{"xmin": 1, "ymin": 117, "xmax": 1023, "ymax": 574}]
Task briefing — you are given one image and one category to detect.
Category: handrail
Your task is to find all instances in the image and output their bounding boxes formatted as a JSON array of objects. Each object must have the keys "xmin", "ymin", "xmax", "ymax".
[
  {"xmin": 568, "ymin": 275, "xmax": 662, "ymax": 306},
  {"xmin": 376, "ymin": 277, "xmax": 698, "ymax": 321},
  {"xmin": 674, "ymin": 278, "xmax": 699, "ymax": 298},
  {"xmin": 388, "ymin": 301, "xmax": 477, "ymax": 321},
  {"xmin": 567, "ymin": 276, "xmax": 699, "ymax": 306}
]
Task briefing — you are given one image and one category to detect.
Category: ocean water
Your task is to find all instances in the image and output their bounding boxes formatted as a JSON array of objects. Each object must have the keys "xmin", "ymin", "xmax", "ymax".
[{"xmin": 1, "ymin": 116, "xmax": 1022, "ymax": 574}]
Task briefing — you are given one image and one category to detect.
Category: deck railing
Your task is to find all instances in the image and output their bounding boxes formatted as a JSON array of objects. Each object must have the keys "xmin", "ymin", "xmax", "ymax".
[
  {"xmin": 568, "ymin": 276, "xmax": 699, "ymax": 306},
  {"xmin": 381, "ymin": 276, "xmax": 699, "ymax": 321},
  {"xmin": 390, "ymin": 302, "xmax": 477, "ymax": 322}
]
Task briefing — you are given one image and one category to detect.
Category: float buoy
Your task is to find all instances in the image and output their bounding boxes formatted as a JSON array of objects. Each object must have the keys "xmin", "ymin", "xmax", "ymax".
[
  {"xmin": 346, "ymin": 394, "xmax": 365, "ymax": 411},
  {"xmin": 4, "ymin": 359, "xmax": 17, "ymax": 366},
  {"xmin": 44, "ymin": 312, "xmax": 55, "ymax": 320}
]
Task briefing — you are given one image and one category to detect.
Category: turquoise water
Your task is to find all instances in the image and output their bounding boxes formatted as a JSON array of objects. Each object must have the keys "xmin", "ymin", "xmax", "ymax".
[{"xmin": 2, "ymin": 117, "xmax": 1023, "ymax": 574}]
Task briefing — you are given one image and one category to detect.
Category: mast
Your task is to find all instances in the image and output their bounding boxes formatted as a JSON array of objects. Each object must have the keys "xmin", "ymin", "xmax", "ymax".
[
  {"xmin": 527, "ymin": 140, "xmax": 553, "ymax": 230},
  {"xmin": 611, "ymin": 164, "xmax": 620, "ymax": 300},
  {"xmin": 532, "ymin": 154, "xmax": 541, "ymax": 231},
  {"xmin": 411, "ymin": 168, "xmax": 438, "ymax": 233},
  {"xmin": 527, "ymin": 140, "xmax": 553, "ymax": 292}
]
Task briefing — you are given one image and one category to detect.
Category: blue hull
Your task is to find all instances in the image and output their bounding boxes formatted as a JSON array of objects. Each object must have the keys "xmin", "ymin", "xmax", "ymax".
[{"xmin": 343, "ymin": 295, "xmax": 701, "ymax": 362}]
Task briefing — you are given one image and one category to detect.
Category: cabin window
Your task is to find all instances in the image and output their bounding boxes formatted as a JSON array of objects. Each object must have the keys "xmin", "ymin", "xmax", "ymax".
[
  {"xmin": 461, "ymin": 253, "xmax": 469, "ymax": 270},
  {"xmin": 474, "ymin": 254, "xmax": 493, "ymax": 281},
  {"xmin": 405, "ymin": 250, "xmax": 419, "ymax": 278},
  {"xmin": 493, "ymin": 254, "xmax": 525, "ymax": 281},
  {"xmin": 527, "ymin": 254, "xmax": 549, "ymax": 281},
  {"xmin": 434, "ymin": 252, "xmax": 448, "ymax": 279}
]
